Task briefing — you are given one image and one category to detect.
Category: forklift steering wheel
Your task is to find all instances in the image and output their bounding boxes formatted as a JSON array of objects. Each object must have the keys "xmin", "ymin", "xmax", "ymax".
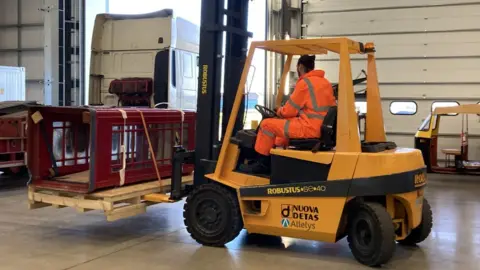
[{"xmin": 255, "ymin": 105, "xmax": 277, "ymax": 119}]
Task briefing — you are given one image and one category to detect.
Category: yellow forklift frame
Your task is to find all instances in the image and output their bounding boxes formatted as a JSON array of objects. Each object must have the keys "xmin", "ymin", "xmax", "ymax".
[{"xmin": 212, "ymin": 38, "xmax": 388, "ymax": 184}]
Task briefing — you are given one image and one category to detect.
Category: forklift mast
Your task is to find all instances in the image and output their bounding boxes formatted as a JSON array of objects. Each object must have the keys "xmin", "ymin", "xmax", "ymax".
[{"xmin": 193, "ymin": 0, "xmax": 253, "ymax": 185}]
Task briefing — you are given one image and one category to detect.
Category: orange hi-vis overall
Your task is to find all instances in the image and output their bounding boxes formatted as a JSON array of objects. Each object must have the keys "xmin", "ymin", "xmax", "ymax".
[{"xmin": 255, "ymin": 70, "xmax": 336, "ymax": 156}]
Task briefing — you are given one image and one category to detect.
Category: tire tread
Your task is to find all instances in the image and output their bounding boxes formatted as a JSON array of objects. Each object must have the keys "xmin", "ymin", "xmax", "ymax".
[
  {"xmin": 347, "ymin": 202, "xmax": 396, "ymax": 266},
  {"xmin": 183, "ymin": 183, "xmax": 243, "ymax": 247}
]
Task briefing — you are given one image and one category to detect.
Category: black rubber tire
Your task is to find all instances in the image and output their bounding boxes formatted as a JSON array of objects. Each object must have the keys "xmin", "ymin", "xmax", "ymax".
[
  {"xmin": 347, "ymin": 202, "xmax": 396, "ymax": 267},
  {"xmin": 183, "ymin": 183, "xmax": 243, "ymax": 247},
  {"xmin": 398, "ymin": 198, "xmax": 433, "ymax": 246}
]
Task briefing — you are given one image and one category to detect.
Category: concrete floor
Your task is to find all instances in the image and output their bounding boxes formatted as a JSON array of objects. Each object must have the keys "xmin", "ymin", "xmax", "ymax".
[{"xmin": 0, "ymin": 174, "xmax": 479, "ymax": 270}]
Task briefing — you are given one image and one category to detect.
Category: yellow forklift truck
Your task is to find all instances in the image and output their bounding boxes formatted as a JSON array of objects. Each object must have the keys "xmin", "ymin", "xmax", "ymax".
[{"xmin": 182, "ymin": 38, "xmax": 432, "ymax": 267}]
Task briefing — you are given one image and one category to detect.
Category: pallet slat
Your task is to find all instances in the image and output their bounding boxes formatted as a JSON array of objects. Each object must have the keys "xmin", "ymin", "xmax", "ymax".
[
  {"xmin": 106, "ymin": 203, "xmax": 147, "ymax": 222},
  {"xmin": 29, "ymin": 191, "xmax": 114, "ymax": 211}
]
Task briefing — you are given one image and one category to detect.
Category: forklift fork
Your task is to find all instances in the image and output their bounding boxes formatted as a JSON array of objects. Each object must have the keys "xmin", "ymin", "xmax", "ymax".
[{"xmin": 170, "ymin": 146, "xmax": 195, "ymax": 200}]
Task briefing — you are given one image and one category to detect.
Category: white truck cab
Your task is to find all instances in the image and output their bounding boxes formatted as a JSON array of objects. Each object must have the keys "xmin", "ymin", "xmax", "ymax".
[{"xmin": 89, "ymin": 9, "xmax": 199, "ymax": 110}]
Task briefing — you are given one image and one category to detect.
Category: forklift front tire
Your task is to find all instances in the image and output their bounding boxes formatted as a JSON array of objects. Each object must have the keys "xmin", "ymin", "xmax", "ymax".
[
  {"xmin": 347, "ymin": 202, "xmax": 396, "ymax": 267},
  {"xmin": 183, "ymin": 183, "xmax": 243, "ymax": 247},
  {"xmin": 397, "ymin": 198, "xmax": 433, "ymax": 246}
]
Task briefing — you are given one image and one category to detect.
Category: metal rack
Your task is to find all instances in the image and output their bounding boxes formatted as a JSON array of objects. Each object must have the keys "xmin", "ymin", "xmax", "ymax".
[{"xmin": 43, "ymin": 0, "xmax": 86, "ymax": 106}]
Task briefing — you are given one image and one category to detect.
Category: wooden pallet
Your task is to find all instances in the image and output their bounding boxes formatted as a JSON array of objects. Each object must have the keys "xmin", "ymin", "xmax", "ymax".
[{"xmin": 28, "ymin": 175, "xmax": 193, "ymax": 221}]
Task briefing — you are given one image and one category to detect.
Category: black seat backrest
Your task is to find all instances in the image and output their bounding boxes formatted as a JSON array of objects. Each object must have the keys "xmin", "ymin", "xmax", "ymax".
[{"xmin": 320, "ymin": 106, "xmax": 337, "ymax": 147}]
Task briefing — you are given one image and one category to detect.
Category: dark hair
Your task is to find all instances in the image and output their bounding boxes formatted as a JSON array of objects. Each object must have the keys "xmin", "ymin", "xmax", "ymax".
[{"xmin": 297, "ymin": 55, "xmax": 316, "ymax": 72}]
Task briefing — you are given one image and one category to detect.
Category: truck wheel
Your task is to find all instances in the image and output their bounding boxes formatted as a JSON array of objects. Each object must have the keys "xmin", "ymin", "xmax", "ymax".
[
  {"xmin": 347, "ymin": 202, "xmax": 396, "ymax": 267},
  {"xmin": 184, "ymin": 183, "xmax": 243, "ymax": 247},
  {"xmin": 398, "ymin": 198, "xmax": 433, "ymax": 246}
]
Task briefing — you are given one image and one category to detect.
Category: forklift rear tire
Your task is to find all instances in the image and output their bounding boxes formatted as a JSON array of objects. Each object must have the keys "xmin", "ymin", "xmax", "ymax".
[
  {"xmin": 183, "ymin": 183, "xmax": 243, "ymax": 247},
  {"xmin": 397, "ymin": 198, "xmax": 433, "ymax": 246},
  {"xmin": 347, "ymin": 202, "xmax": 396, "ymax": 267}
]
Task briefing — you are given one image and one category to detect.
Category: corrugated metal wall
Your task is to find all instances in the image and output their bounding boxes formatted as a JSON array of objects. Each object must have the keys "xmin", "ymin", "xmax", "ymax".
[
  {"xmin": 0, "ymin": 0, "xmax": 100, "ymax": 106},
  {"xmin": 0, "ymin": 0, "xmax": 44, "ymax": 102},
  {"xmin": 301, "ymin": 0, "xmax": 480, "ymax": 159}
]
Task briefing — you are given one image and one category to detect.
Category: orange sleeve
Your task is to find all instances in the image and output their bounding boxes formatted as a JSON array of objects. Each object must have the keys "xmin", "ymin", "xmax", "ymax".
[{"xmin": 277, "ymin": 80, "xmax": 307, "ymax": 118}]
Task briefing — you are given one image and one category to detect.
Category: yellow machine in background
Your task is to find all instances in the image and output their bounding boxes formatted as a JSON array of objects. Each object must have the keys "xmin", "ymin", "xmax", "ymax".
[
  {"xmin": 183, "ymin": 38, "xmax": 433, "ymax": 267},
  {"xmin": 415, "ymin": 104, "xmax": 480, "ymax": 174}
]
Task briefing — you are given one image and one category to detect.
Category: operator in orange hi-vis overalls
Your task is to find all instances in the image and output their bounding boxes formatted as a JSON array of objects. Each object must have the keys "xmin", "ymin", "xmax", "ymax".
[{"xmin": 240, "ymin": 55, "xmax": 337, "ymax": 174}]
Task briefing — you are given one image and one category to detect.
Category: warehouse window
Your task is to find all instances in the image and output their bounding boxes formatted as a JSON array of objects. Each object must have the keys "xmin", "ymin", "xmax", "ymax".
[
  {"xmin": 355, "ymin": 101, "xmax": 366, "ymax": 114},
  {"xmin": 390, "ymin": 101, "xmax": 417, "ymax": 115},
  {"xmin": 431, "ymin": 101, "xmax": 460, "ymax": 116}
]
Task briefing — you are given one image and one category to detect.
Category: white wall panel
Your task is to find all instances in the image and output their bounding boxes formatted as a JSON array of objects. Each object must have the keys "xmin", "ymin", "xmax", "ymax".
[
  {"xmin": 26, "ymin": 83, "xmax": 44, "ymax": 102},
  {"xmin": 22, "ymin": 52, "xmax": 44, "ymax": 80},
  {"xmin": 0, "ymin": 54, "xmax": 18, "ymax": 67},
  {"xmin": 0, "ymin": 0, "xmax": 19, "ymax": 23},
  {"xmin": 0, "ymin": 29, "xmax": 17, "ymax": 48},
  {"xmin": 304, "ymin": 0, "xmax": 480, "ymax": 12},
  {"xmin": 21, "ymin": 0, "xmax": 43, "ymax": 23},
  {"xmin": 21, "ymin": 27, "xmax": 44, "ymax": 49},
  {"xmin": 378, "ymin": 85, "xmax": 480, "ymax": 100},
  {"xmin": 291, "ymin": 58, "xmax": 480, "ymax": 83},
  {"xmin": 315, "ymin": 32, "xmax": 480, "ymax": 59},
  {"xmin": 304, "ymin": 5, "xmax": 480, "ymax": 36}
]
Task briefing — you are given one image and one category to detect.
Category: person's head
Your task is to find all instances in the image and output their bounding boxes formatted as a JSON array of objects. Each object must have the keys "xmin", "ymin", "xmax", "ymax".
[{"xmin": 297, "ymin": 55, "xmax": 316, "ymax": 77}]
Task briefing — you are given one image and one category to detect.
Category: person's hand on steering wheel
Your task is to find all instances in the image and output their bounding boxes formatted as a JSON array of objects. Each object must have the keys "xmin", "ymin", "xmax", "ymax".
[{"xmin": 255, "ymin": 105, "xmax": 278, "ymax": 119}]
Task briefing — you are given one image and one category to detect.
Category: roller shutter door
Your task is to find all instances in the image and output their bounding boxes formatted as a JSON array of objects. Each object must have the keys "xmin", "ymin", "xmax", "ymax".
[{"xmin": 300, "ymin": 0, "xmax": 480, "ymax": 160}]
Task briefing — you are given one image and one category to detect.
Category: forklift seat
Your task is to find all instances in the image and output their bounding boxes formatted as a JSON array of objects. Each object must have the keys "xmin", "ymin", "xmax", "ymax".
[
  {"xmin": 288, "ymin": 106, "xmax": 337, "ymax": 152},
  {"xmin": 231, "ymin": 106, "xmax": 337, "ymax": 152}
]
